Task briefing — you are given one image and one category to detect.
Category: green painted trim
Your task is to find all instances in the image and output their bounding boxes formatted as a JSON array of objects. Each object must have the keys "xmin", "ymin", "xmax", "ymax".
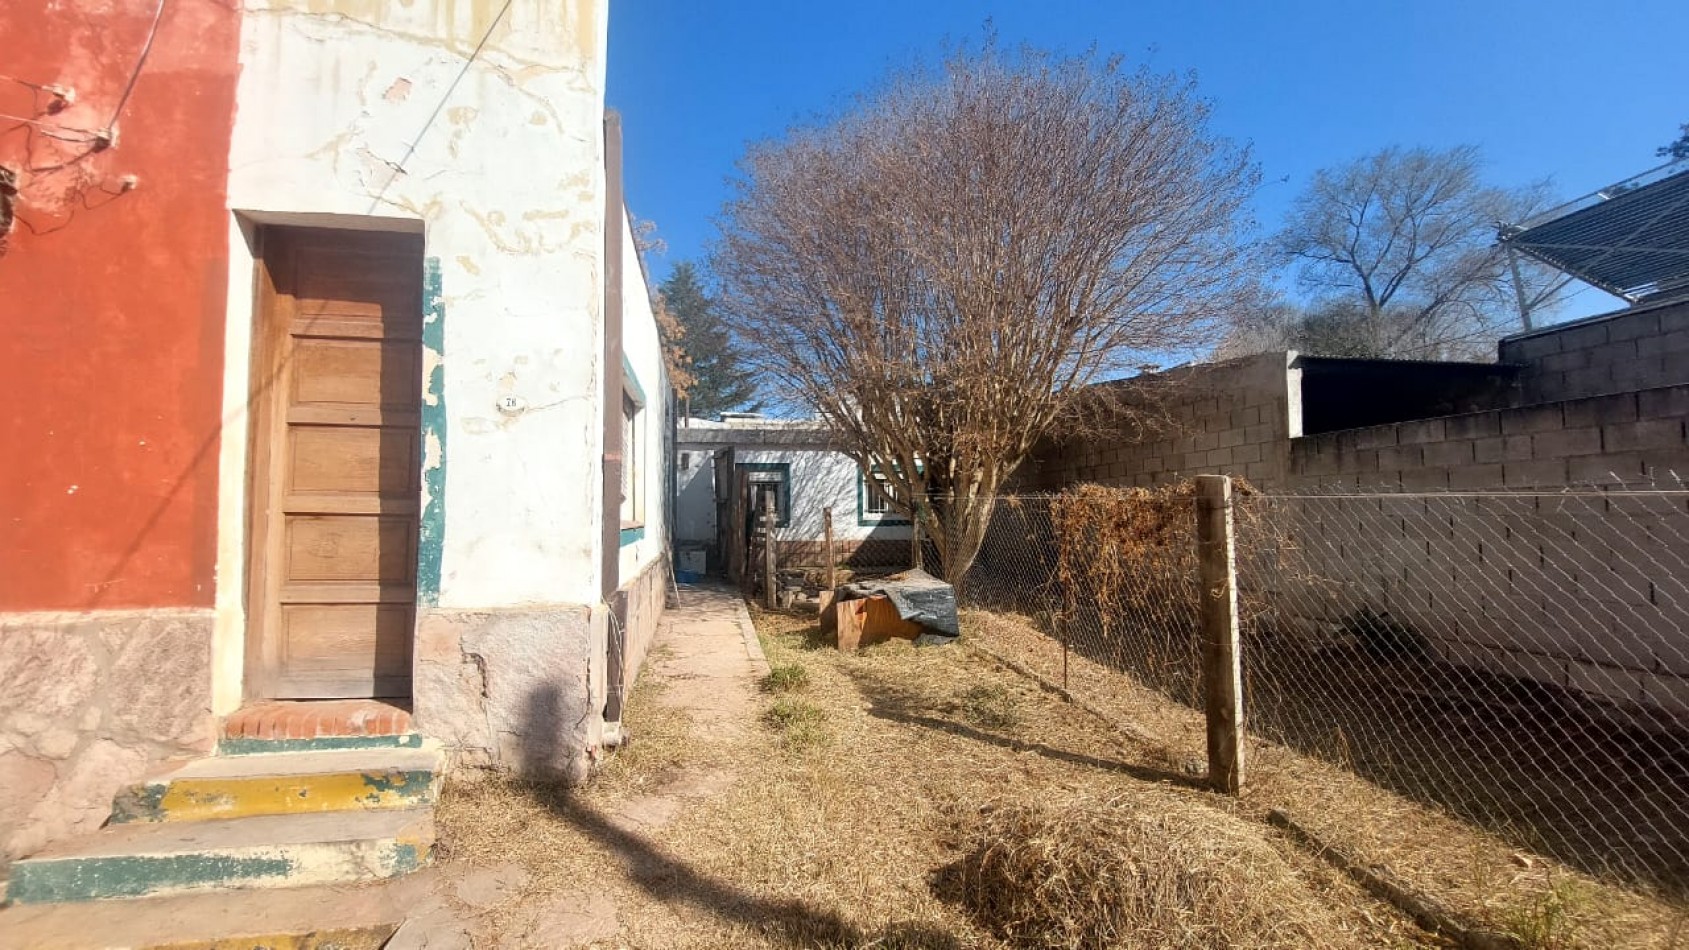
[
  {"xmin": 737, "ymin": 462, "xmax": 791, "ymax": 527},
  {"xmin": 417, "ymin": 257, "xmax": 447, "ymax": 607},
  {"xmin": 619, "ymin": 525, "xmax": 645, "ymax": 546},
  {"xmin": 7, "ymin": 853, "xmax": 295, "ymax": 904},
  {"xmin": 858, "ymin": 465, "xmax": 912, "ymax": 527},
  {"xmin": 216, "ymin": 733, "xmax": 425, "ymax": 756},
  {"xmin": 621, "ymin": 353, "xmax": 646, "ymax": 407}
]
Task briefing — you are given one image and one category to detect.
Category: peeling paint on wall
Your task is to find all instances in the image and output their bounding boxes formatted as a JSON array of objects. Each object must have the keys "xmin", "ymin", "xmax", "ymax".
[{"xmin": 418, "ymin": 256, "xmax": 447, "ymax": 607}]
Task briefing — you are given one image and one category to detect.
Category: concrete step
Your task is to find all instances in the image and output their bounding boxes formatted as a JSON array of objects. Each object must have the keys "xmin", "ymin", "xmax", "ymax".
[
  {"xmin": 0, "ymin": 871, "xmax": 441, "ymax": 949},
  {"xmin": 110, "ymin": 744, "xmax": 444, "ymax": 824},
  {"xmin": 5, "ymin": 809, "xmax": 434, "ymax": 904},
  {"xmin": 218, "ymin": 732, "xmax": 427, "ymax": 756}
]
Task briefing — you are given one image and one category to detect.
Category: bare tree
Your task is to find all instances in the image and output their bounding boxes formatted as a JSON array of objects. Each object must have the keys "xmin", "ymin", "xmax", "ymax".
[
  {"xmin": 713, "ymin": 44, "xmax": 1261, "ymax": 583},
  {"xmin": 1275, "ymin": 145, "xmax": 1556, "ymax": 360}
]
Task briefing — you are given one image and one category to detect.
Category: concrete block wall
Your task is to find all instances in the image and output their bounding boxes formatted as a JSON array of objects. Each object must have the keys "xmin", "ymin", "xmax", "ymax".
[
  {"xmin": 1288, "ymin": 386, "xmax": 1689, "ymax": 492},
  {"xmin": 1025, "ymin": 352, "xmax": 1297, "ymax": 491},
  {"xmin": 1277, "ymin": 381, "xmax": 1689, "ymax": 712},
  {"xmin": 1250, "ymin": 488, "xmax": 1689, "ymax": 716},
  {"xmin": 1500, "ymin": 297, "xmax": 1689, "ymax": 404}
]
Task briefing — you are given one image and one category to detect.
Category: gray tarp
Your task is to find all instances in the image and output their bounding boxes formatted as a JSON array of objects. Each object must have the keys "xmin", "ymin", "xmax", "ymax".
[{"xmin": 837, "ymin": 568, "xmax": 960, "ymax": 644}]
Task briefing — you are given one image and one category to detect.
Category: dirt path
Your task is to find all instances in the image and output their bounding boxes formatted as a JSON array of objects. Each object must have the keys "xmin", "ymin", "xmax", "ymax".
[{"xmin": 425, "ymin": 593, "xmax": 1438, "ymax": 949}]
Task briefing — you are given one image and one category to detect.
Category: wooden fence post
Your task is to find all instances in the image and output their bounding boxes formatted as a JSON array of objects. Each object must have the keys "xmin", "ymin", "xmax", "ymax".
[
  {"xmin": 823, "ymin": 506, "xmax": 837, "ymax": 590},
  {"xmin": 762, "ymin": 491, "xmax": 778, "ymax": 611},
  {"xmin": 910, "ymin": 505, "xmax": 924, "ymax": 572},
  {"xmin": 1195, "ymin": 474, "xmax": 1245, "ymax": 794}
]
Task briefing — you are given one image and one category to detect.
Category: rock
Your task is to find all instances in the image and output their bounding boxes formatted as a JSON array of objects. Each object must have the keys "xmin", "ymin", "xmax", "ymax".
[
  {"xmin": 453, "ymin": 862, "xmax": 529, "ymax": 909},
  {"xmin": 522, "ymin": 890, "xmax": 619, "ymax": 948},
  {"xmin": 388, "ymin": 911, "xmax": 475, "ymax": 950}
]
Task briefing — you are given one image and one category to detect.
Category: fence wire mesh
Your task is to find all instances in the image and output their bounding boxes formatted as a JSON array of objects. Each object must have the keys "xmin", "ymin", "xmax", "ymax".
[{"xmin": 959, "ymin": 484, "xmax": 1689, "ymax": 906}]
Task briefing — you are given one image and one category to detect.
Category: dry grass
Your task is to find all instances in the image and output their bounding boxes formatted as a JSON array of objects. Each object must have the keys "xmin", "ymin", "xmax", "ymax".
[
  {"xmin": 965, "ymin": 607, "xmax": 1689, "ymax": 950},
  {"xmin": 945, "ymin": 792, "xmax": 1360, "ymax": 949},
  {"xmin": 435, "ymin": 605, "xmax": 1431, "ymax": 948}
]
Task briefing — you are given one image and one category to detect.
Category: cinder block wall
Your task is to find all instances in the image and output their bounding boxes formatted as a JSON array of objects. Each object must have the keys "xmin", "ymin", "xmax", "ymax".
[
  {"xmin": 1288, "ymin": 387, "xmax": 1689, "ymax": 491},
  {"xmin": 1020, "ymin": 302, "xmax": 1689, "ymax": 716},
  {"xmin": 1024, "ymin": 353, "xmax": 1298, "ymax": 490},
  {"xmin": 1277, "ymin": 302, "xmax": 1689, "ymax": 714},
  {"xmin": 1501, "ymin": 297, "xmax": 1689, "ymax": 404}
]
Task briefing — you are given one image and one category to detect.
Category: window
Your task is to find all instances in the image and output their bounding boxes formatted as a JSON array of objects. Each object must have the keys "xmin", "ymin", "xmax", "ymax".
[
  {"xmin": 865, "ymin": 471, "xmax": 893, "ymax": 514},
  {"xmin": 621, "ymin": 393, "xmax": 643, "ymax": 529},
  {"xmin": 858, "ymin": 463, "xmax": 913, "ymax": 526}
]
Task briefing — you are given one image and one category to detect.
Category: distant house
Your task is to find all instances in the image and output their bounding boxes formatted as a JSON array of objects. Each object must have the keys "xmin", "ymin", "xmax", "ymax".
[
  {"xmin": 0, "ymin": 0, "xmax": 667, "ymax": 887},
  {"xmin": 675, "ymin": 415, "xmax": 914, "ymax": 579}
]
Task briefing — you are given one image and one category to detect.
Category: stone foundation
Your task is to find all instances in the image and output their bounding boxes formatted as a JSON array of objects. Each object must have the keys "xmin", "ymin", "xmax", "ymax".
[
  {"xmin": 413, "ymin": 604, "xmax": 609, "ymax": 783},
  {"xmin": 0, "ymin": 609, "xmax": 215, "ymax": 865},
  {"xmin": 610, "ymin": 555, "xmax": 668, "ymax": 721}
]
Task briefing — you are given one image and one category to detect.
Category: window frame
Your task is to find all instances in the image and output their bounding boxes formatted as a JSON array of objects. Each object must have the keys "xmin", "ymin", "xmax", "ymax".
[
  {"xmin": 858, "ymin": 463, "xmax": 914, "ymax": 527},
  {"xmin": 619, "ymin": 357, "xmax": 647, "ymax": 546}
]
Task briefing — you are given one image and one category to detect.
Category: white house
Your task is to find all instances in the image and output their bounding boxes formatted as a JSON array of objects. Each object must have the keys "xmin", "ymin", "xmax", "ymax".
[
  {"xmin": 0, "ymin": 0, "xmax": 668, "ymax": 893},
  {"xmin": 675, "ymin": 415, "xmax": 913, "ymax": 577}
]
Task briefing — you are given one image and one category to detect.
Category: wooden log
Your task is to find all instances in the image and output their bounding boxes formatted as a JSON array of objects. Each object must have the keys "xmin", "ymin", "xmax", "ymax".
[
  {"xmin": 823, "ymin": 506, "xmax": 837, "ymax": 591},
  {"xmin": 762, "ymin": 491, "xmax": 777, "ymax": 611},
  {"xmin": 1195, "ymin": 474, "xmax": 1245, "ymax": 794}
]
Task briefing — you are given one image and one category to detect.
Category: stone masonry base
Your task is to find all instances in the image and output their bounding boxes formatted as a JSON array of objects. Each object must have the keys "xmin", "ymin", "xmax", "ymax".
[{"xmin": 0, "ymin": 609, "xmax": 215, "ymax": 865}]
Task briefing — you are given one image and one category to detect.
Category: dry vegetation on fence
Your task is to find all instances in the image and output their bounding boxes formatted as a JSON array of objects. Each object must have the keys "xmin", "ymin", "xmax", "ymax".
[
  {"xmin": 967, "ymin": 607, "xmax": 1689, "ymax": 949},
  {"xmin": 438, "ymin": 604, "xmax": 1428, "ymax": 948}
]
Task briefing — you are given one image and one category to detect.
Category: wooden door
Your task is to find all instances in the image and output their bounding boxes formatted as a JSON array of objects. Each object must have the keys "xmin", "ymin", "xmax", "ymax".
[{"xmin": 248, "ymin": 227, "xmax": 424, "ymax": 699}]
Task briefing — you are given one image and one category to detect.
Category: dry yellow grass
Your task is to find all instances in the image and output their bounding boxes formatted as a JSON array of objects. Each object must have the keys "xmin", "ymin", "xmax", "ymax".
[
  {"xmin": 436, "ymin": 607, "xmax": 1431, "ymax": 948},
  {"xmin": 965, "ymin": 607, "xmax": 1689, "ymax": 950},
  {"xmin": 946, "ymin": 792, "xmax": 1362, "ymax": 949}
]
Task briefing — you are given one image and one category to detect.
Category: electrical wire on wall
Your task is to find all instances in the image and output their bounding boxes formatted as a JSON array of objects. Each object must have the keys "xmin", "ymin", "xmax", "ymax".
[{"xmin": 0, "ymin": 0, "xmax": 166, "ymax": 252}]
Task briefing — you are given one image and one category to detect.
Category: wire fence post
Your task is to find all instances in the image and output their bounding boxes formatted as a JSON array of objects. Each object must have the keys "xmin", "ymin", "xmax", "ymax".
[{"xmin": 1195, "ymin": 474, "xmax": 1245, "ymax": 794}]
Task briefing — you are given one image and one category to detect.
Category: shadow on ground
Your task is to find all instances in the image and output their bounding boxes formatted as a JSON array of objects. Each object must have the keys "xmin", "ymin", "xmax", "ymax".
[
  {"xmin": 841, "ymin": 663, "xmax": 1210, "ymax": 793},
  {"xmin": 509, "ymin": 781, "xmax": 962, "ymax": 949}
]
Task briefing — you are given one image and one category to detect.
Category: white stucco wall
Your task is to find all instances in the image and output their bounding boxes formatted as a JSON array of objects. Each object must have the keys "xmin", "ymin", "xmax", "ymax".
[
  {"xmin": 212, "ymin": 1, "xmax": 613, "ymax": 709},
  {"xmin": 219, "ymin": 0, "xmax": 609, "ymax": 600},
  {"xmin": 674, "ymin": 445, "xmax": 913, "ymax": 545},
  {"xmin": 673, "ymin": 446, "xmax": 717, "ymax": 543},
  {"xmin": 618, "ymin": 214, "xmax": 669, "ymax": 582}
]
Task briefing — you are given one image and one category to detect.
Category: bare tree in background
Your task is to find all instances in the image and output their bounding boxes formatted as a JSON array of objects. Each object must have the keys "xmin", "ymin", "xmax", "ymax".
[
  {"xmin": 1271, "ymin": 145, "xmax": 1557, "ymax": 360},
  {"xmin": 713, "ymin": 43, "xmax": 1261, "ymax": 584}
]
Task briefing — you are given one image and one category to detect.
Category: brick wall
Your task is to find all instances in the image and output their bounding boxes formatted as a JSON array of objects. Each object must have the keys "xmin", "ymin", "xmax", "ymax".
[
  {"xmin": 1024, "ymin": 352, "xmax": 1297, "ymax": 490},
  {"xmin": 1500, "ymin": 297, "xmax": 1689, "ymax": 404}
]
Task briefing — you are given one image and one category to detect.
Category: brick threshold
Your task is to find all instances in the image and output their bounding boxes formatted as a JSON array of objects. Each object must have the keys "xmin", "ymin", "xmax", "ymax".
[{"xmin": 222, "ymin": 699, "xmax": 414, "ymax": 741}]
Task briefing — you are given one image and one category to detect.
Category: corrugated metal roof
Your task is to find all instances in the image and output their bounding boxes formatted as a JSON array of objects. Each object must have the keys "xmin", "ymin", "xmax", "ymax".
[{"xmin": 1503, "ymin": 164, "xmax": 1689, "ymax": 303}]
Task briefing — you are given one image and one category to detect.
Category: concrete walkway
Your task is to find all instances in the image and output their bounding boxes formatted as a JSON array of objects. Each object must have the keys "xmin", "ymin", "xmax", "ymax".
[
  {"xmin": 0, "ymin": 585, "xmax": 770, "ymax": 950},
  {"xmin": 605, "ymin": 583, "xmax": 768, "ymax": 834}
]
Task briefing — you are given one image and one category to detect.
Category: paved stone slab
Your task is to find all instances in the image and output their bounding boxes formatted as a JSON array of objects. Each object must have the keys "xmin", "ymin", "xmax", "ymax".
[{"xmin": 0, "ymin": 871, "xmax": 441, "ymax": 950}]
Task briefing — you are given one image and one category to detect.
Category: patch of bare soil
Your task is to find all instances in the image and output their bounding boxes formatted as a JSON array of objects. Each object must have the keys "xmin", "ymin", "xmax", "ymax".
[{"xmin": 435, "ymin": 605, "xmax": 1434, "ymax": 948}]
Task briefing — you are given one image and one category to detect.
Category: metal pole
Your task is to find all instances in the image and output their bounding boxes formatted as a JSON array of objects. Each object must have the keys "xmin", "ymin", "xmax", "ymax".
[{"xmin": 1507, "ymin": 244, "xmax": 1535, "ymax": 332}]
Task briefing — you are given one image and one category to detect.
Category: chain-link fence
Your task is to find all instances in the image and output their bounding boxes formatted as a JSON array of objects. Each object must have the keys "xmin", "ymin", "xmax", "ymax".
[{"xmin": 957, "ymin": 483, "xmax": 1689, "ymax": 905}]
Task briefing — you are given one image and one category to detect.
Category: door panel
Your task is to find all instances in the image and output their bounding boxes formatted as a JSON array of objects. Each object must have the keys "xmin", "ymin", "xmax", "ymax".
[{"xmin": 249, "ymin": 227, "xmax": 424, "ymax": 699}]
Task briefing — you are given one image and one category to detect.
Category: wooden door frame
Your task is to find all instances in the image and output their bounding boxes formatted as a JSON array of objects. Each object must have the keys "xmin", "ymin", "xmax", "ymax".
[
  {"xmin": 240, "ymin": 223, "xmax": 424, "ymax": 702},
  {"xmin": 243, "ymin": 224, "xmax": 287, "ymax": 700}
]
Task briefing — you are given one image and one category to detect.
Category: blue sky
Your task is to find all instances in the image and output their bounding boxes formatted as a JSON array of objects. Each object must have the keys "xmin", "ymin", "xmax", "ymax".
[{"xmin": 608, "ymin": 0, "xmax": 1687, "ymax": 322}]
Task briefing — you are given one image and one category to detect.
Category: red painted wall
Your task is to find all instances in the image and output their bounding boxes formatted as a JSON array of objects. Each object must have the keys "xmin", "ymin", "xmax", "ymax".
[{"xmin": 0, "ymin": 1, "xmax": 240, "ymax": 611}]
